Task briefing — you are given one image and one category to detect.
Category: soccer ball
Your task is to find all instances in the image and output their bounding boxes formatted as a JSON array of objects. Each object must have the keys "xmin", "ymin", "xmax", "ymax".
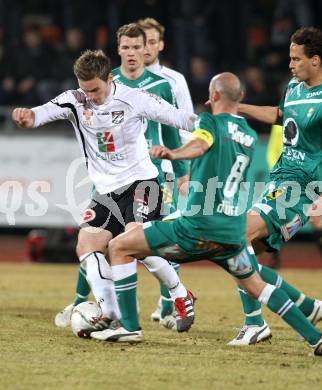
[{"xmin": 71, "ymin": 301, "xmax": 102, "ymax": 338}]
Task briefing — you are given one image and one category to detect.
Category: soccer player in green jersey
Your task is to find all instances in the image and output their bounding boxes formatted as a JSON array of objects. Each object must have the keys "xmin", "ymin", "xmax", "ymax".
[
  {"xmin": 90, "ymin": 72, "xmax": 322, "ymax": 355},
  {"xmin": 55, "ymin": 23, "xmax": 189, "ymax": 328},
  {"xmin": 228, "ymin": 26, "xmax": 322, "ymax": 345}
]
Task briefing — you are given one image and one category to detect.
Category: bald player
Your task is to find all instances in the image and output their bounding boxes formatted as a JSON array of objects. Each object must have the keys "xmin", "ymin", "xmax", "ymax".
[{"xmin": 90, "ymin": 72, "xmax": 322, "ymax": 356}]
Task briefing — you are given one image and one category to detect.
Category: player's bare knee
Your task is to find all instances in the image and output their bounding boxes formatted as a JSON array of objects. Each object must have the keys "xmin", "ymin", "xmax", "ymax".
[{"xmin": 108, "ymin": 236, "xmax": 125, "ymax": 257}]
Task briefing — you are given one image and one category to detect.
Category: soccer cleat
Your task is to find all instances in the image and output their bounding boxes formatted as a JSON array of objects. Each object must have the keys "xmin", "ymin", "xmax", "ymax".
[
  {"xmin": 151, "ymin": 298, "xmax": 162, "ymax": 322},
  {"xmin": 307, "ymin": 300, "xmax": 322, "ymax": 325},
  {"xmin": 311, "ymin": 337, "xmax": 322, "ymax": 356},
  {"xmin": 174, "ymin": 291, "xmax": 196, "ymax": 332},
  {"xmin": 91, "ymin": 321, "xmax": 144, "ymax": 342},
  {"xmin": 54, "ymin": 303, "xmax": 75, "ymax": 328},
  {"xmin": 160, "ymin": 313, "xmax": 177, "ymax": 331},
  {"xmin": 91, "ymin": 316, "xmax": 113, "ymax": 331},
  {"xmin": 227, "ymin": 321, "xmax": 272, "ymax": 346}
]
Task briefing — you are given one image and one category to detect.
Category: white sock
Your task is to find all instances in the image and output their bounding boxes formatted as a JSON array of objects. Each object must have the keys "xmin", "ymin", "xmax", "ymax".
[
  {"xmin": 140, "ymin": 256, "xmax": 187, "ymax": 299},
  {"xmin": 81, "ymin": 252, "xmax": 121, "ymax": 319},
  {"xmin": 112, "ymin": 259, "xmax": 137, "ymax": 281}
]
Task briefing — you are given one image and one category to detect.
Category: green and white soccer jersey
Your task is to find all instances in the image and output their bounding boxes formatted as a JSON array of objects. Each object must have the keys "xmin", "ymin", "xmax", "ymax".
[
  {"xmin": 144, "ymin": 112, "xmax": 258, "ymax": 278},
  {"xmin": 112, "ymin": 67, "xmax": 188, "ymax": 180},
  {"xmin": 253, "ymin": 79, "xmax": 322, "ymax": 251}
]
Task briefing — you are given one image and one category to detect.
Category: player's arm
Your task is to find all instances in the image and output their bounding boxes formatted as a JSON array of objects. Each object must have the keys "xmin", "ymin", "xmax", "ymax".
[
  {"xmin": 150, "ymin": 129, "xmax": 213, "ymax": 161},
  {"xmin": 238, "ymin": 104, "xmax": 282, "ymax": 125},
  {"xmin": 135, "ymin": 89, "xmax": 197, "ymax": 131},
  {"xmin": 12, "ymin": 92, "xmax": 74, "ymax": 128}
]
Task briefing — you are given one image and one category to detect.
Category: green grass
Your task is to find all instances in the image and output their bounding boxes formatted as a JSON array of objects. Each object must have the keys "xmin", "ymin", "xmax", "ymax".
[{"xmin": 1, "ymin": 263, "xmax": 322, "ymax": 390}]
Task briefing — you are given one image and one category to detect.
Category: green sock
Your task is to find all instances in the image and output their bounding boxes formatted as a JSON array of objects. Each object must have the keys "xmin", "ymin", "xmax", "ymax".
[
  {"xmin": 74, "ymin": 264, "xmax": 90, "ymax": 305},
  {"xmin": 160, "ymin": 262, "xmax": 180, "ymax": 318},
  {"xmin": 260, "ymin": 265, "xmax": 315, "ymax": 316},
  {"xmin": 114, "ymin": 271, "xmax": 140, "ymax": 332},
  {"xmin": 260, "ymin": 284, "xmax": 321, "ymax": 345},
  {"xmin": 238, "ymin": 248, "xmax": 264, "ymax": 326},
  {"xmin": 238, "ymin": 288, "xmax": 264, "ymax": 326}
]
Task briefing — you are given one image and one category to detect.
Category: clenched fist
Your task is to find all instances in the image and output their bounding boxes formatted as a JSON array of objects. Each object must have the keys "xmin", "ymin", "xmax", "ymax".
[
  {"xmin": 149, "ymin": 145, "xmax": 174, "ymax": 160},
  {"xmin": 12, "ymin": 108, "xmax": 35, "ymax": 128}
]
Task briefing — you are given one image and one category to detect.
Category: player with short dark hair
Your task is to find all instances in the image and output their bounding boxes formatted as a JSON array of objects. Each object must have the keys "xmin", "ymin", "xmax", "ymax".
[{"xmin": 228, "ymin": 26, "xmax": 322, "ymax": 345}]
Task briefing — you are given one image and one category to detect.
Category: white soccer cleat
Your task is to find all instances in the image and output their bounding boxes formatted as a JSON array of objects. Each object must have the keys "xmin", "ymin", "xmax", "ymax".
[
  {"xmin": 91, "ymin": 322, "xmax": 144, "ymax": 342},
  {"xmin": 307, "ymin": 300, "xmax": 322, "ymax": 325},
  {"xmin": 150, "ymin": 298, "xmax": 162, "ymax": 322},
  {"xmin": 54, "ymin": 303, "xmax": 75, "ymax": 328},
  {"xmin": 160, "ymin": 313, "xmax": 177, "ymax": 331},
  {"xmin": 227, "ymin": 321, "xmax": 272, "ymax": 346}
]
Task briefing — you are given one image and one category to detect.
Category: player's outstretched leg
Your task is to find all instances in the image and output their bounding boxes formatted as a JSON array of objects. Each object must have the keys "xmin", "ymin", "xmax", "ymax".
[
  {"xmin": 54, "ymin": 264, "xmax": 91, "ymax": 328},
  {"xmin": 229, "ymin": 252, "xmax": 322, "ymax": 345}
]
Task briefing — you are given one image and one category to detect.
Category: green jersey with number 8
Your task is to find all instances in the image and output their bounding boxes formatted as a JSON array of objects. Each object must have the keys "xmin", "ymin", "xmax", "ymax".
[{"xmin": 178, "ymin": 112, "xmax": 258, "ymax": 245}]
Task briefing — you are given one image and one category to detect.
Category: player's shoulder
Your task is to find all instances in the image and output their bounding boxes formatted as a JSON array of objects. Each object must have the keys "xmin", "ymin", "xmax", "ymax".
[
  {"xmin": 194, "ymin": 112, "xmax": 215, "ymax": 130},
  {"xmin": 159, "ymin": 65, "xmax": 187, "ymax": 85},
  {"xmin": 51, "ymin": 89, "xmax": 86, "ymax": 106},
  {"xmin": 114, "ymin": 82, "xmax": 162, "ymax": 107},
  {"xmin": 143, "ymin": 68, "xmax": 172, "ymax": 90}
]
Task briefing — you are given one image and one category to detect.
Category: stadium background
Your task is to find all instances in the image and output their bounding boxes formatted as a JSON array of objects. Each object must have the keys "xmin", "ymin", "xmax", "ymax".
[{"xmin": 0, "ymin": 0, "xmax": 322, "ymax": 267}]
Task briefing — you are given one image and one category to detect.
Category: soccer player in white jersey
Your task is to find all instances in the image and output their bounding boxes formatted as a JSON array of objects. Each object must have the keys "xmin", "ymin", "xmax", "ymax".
[
  {"xmin": 55, "ymin": 23, "xmax": 190, "ymax": 329},
  {"xmin": 138, "ymin": 17, "xmax": 194, "ymax": 323},
  {"xmin": 12, "ymin": 49, "xmax": 197, "ymax": 341}
]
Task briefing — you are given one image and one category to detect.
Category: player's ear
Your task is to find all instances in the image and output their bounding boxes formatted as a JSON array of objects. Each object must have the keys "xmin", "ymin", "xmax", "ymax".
[
  {"xmin": 312, "ymin": 55, "xmax": 321, "ymax": 67},
  {"xmin": 159, "ymin": 40, "xmax": 164, "ymax": 52},
  {"xmin": 107, "ymin": 73, "xmax": 113, "ymax": 83}
]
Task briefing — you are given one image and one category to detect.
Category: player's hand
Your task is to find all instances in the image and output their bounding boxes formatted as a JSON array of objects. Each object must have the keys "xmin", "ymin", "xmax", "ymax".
[
  {"xmin": 176, "ymin": 174, "xmax": 189, "ymax": 196},
  {"xmin": 12, "ymin": 108, "xmax": 35, "ymax": 128},
  {"xmin": 149, "ymin": 145, "xmax": 174, "ymax": 160}
]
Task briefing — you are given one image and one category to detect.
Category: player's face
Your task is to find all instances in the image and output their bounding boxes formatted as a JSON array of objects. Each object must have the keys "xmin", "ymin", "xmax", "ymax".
[
  {"xmin": 78, "ymin": 74, "xmax": 113, "ymax": 105},
  {"xmin": 144, "ymin": 28, "xmax": 164, "ymax": 66},
  {"xmin": 289, "ymin": 43, "xmax": 315, "ymax": 82},
  {"xmin": 118, "ymin": 35, "xmax": 145, "ymax": 72}
]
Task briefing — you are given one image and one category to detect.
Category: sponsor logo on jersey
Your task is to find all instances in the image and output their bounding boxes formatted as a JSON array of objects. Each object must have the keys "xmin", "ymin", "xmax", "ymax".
[
  {"xmin": 306, "ymin": 90, "xmax": 322, "ymax": 98},
  {"xmin": 266, "ymin": 188, "xmax": 285, "ymax": 200},
  {"xmin": 283, "ymin": 146, "xmax": 305, "ymax": 162},
  {"xmin": 82, "ymin": 209, "xmax": 96, "ymax": 223},
  {"xmin": 137, "ymin": 76, "xmax": 153, "ymax": 88},
  {"xmin": 112, "ymin": 111, "xmax": 124, "ymax": 124},
  {"xmin": 97, "ymin": 112, "xmax": 110, "ymax": 115},
  {"xmin": 96, "ymin": 131, "xmax": 115, "ymax": 152},
  {"xmin": 227, "ymin": 122, "xmax": 254, "ymax": 147},
  {"xmin": 307, "ymin": 107, "xmax": 315, "ymax": 117},
  {"xmin": 283, "ymin": 117, "xmax": 299, "ymax": 146},
  {"xmin": 82, "ymin": 110, "xmax": 93, "ymax": 125}
]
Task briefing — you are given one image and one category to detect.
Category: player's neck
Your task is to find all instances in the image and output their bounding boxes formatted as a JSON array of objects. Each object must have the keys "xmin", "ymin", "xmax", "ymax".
[
  {"xmin": 305, "ymin": 71, "xmax": 322, "ymax": 88},
  {"xmin": 120, "ymin": 65, "xmax": 145, "ymax": 80},
  {"xmin": 212, "ymin": 101, "xmax": 237, "ymax": 115}
]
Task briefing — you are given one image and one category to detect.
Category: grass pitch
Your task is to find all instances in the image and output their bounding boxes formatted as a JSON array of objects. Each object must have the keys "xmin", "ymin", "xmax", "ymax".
[{"xmin": 1, "ymin": 262, "xmax": 322, "ymax": 390}]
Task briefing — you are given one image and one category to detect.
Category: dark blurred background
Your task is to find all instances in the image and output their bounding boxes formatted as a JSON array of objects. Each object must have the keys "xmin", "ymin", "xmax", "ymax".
[{"xmin": 1, "ymin": 0, "xmax": 322, "ymax": 123}]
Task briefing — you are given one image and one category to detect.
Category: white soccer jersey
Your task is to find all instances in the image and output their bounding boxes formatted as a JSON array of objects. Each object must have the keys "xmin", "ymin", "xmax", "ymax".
[
  {"xmin": 147, "ymin": 61, "xmax": 193, "ymax": 146},
  {"xmin": 32, "ymin": 82, "xmax": 196, "ymax": 194}
]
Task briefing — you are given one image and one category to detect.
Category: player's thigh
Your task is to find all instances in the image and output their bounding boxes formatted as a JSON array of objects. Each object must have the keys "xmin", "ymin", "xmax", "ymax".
[
  {"xmin": 77, "ymin": 227, "xmax": 113, "ymax": 256},
  {"xmin": 109, "ymin": 224, "xmax": 152, "ymax": 263},
  {"xmin": 246, "ymin": 210, "xmax": 269, "ymax": 243}
]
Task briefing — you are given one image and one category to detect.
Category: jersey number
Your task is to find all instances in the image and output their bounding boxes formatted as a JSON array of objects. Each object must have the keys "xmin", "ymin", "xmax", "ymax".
[{"xmin": 223, "ymin": 154, "xmax": 249, "ymax": 198}]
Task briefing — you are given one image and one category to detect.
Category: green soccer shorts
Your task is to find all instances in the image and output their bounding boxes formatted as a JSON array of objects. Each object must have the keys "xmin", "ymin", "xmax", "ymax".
[
  {"xmin": 251, "ymin": 181, "xmax": 312, "ymax": 252},
  {"xmin": 143, "ymin": 218, "xmax": 255, "ymax": 279}
]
